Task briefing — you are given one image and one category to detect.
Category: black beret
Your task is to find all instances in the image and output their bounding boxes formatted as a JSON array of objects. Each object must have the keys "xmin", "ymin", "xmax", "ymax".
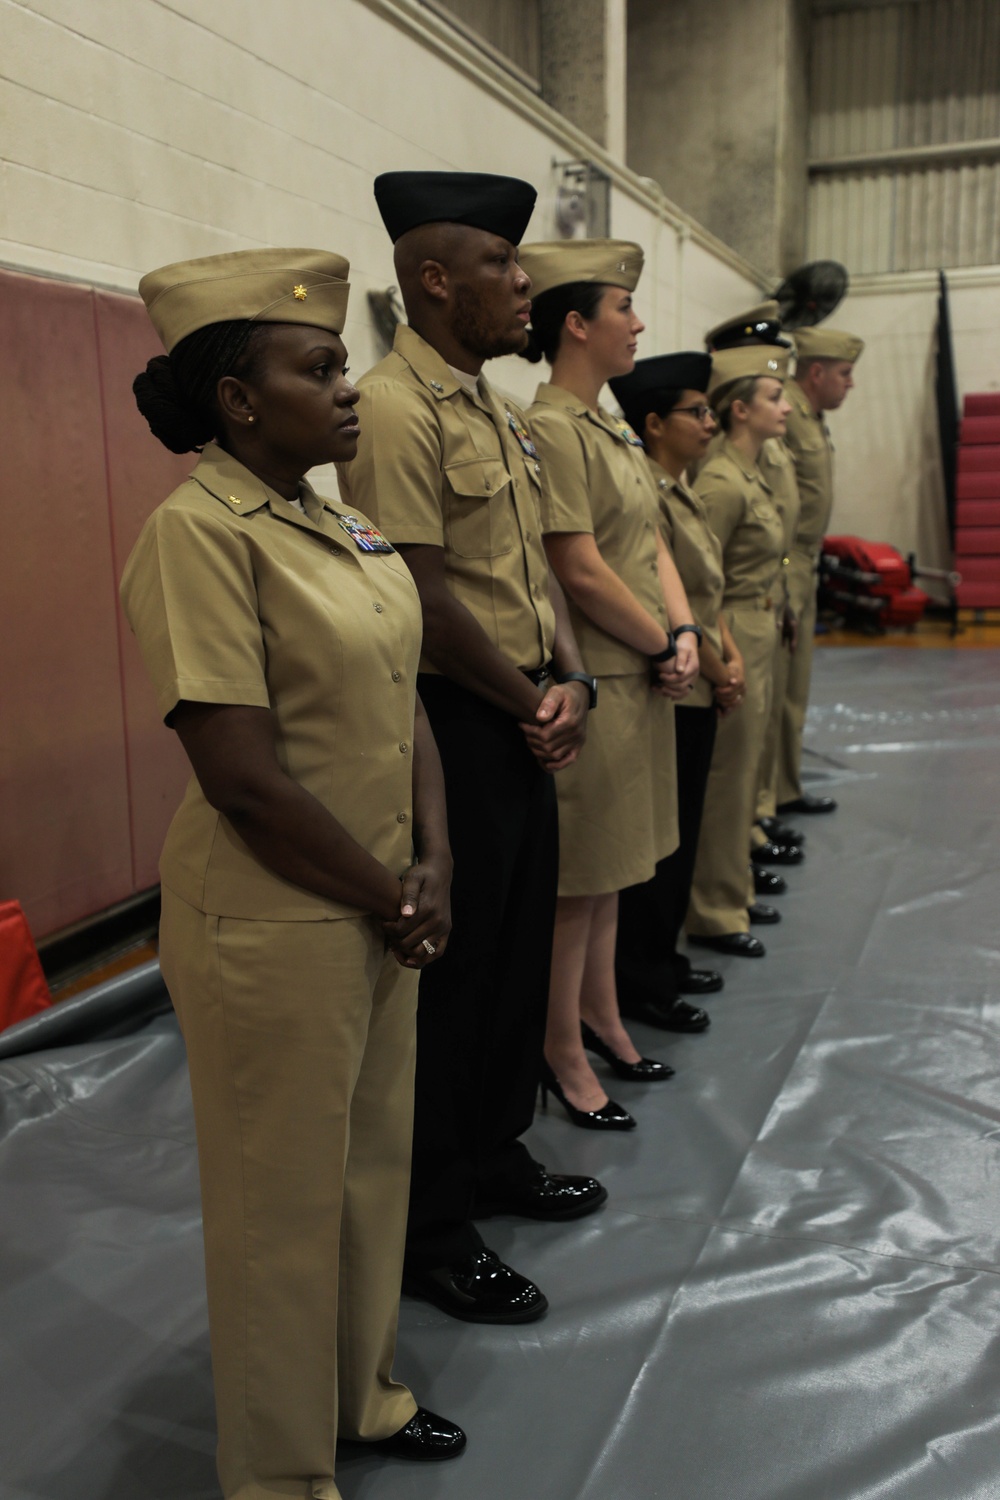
[
  {"xmin": 374, "ymin": 171, "xmax": 537, "ymax": 245},
  {"xmin": 609, "ymin": 353, "xmax": 712, "ymax": 430}
]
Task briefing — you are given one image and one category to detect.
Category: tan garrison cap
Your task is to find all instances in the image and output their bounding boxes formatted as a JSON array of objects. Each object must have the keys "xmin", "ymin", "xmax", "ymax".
[
  {"xmin": 705, "ymin": 300, "xmax": 783, "ymax": 350},
  {"xmin": 708, "ymin": 345, "xmax": 790, "ymax": 402},
  {"xmin": 518, "ymin": 239, "xmax": 644, "ymax": 301},
  {"xmin": 793, "ymin": 327, "xmax": 864, "ymax": 363},
  {"xmin": 139, "ymin": 248, "xmax": 351, "ymax": 353}
]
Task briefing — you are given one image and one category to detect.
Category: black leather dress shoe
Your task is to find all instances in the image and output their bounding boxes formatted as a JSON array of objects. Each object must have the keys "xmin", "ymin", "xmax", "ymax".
[
  {"xmin": 777, "ymin": 793, "xmax": 838, "ymax": 815},
  {"xmin": 403, "ymin": 1248, "xmax": 548, "ymax": 1324},
  {"xmin": 677, "ymin": 969, "xmax": 724, "ymax": 997},
  {"xmin": 475, "ymin": 1163, "xmax": 607, "ymax": 1221},
  {"xmin": 366, "ymin": 1408, "xmax": 467, "ymax": 1462},
  {"xmin": 618, "ymin": 991, "xmax": 713, "ymax": 1031},
  {"xmin": 757, "ymin": 816, "xmax": 804, "ymax": 846},
  {"xmin": 748, "ymin": 901, "xmax": 781, "ymax": 925},
  {"xmin": 751, "ymin": 839, "xmax": 804, "ymax": 867},
  {"xmin": 688, "ymin": 931, "xmax": 766, "ymax": 957},
  {"xmin": 753, "ymin": 865, "xmax": 787, "ymax": 896}
]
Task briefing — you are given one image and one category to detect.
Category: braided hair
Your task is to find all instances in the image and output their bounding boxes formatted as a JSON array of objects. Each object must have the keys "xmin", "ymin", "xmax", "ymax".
[{"xmin": 133, "ymin": 320, "xmax": 271, "ymax": 453}]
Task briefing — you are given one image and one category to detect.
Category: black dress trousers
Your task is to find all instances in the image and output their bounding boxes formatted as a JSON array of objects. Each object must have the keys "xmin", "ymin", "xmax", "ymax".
[
  {"xmin": 615, "ymin": 702, "xmax": 717, "ymax": 1003},
  {"xmin": 405, "ymin": 674, "xmax": 559, "ymax": 1271}
]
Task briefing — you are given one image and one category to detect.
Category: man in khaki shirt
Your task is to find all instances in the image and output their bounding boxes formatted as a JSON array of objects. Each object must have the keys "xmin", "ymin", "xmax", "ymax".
[
  {"xmin": 777, "ymin": 327, "xmax": 864, "ymax": 815},
  {"xmin": 339, "ymin": 171, "xmax": 603, "ymax": 1326}
]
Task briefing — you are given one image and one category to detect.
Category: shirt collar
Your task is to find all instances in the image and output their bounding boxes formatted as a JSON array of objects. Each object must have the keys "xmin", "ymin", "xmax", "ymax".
[
  {"xmin": 191, "ymin": 443, "xmax": 333, "ymax": 532},
  {"xmin": 722, "ymin": 438, "xmax": 773, "ymax": 492},
  {"xmin": 789, "ymin": 379, "xmax": 822, "ymax": 421},
  {"xmin": 532, "ymin": 382, "xmax": 632, "ymax": 442}
]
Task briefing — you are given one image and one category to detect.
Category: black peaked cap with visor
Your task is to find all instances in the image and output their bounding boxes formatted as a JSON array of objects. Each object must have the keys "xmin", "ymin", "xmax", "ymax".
[
  {"xmin": 609, "ymin": 352, "xmax": 712, "ymax": 436},
  {"xmin": 374, "ymin": 171, "xmax": 537, "ymax": 245}
]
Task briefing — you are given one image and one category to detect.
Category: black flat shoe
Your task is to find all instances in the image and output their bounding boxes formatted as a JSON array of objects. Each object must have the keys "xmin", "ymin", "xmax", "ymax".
[
  {"xmin": 618, "ymin": 992, "xmax": 713, "ymax": 1030},
  {"xmin": 367, "ymin": 1408, "xmax": 467, "ymax": 1462},
  {"xmin": 580, "ymin": 1021, "xmax": 674, "ymax": 1081},
  {"xmin": 777, "ymin": 793, "xmax": 837, "ymax": 815},
  {"xmin": 475, "ymin": 1162, "xmax": 607, "ymax": 1221},
  {"xmin": 751, "ymin": 839, "xmax": 804, "ymax": 867},
  {"xmin": 753, "ymin": 866, "xmax": 787, "ymax": 896},
  {"xmin": 677, "ymin": 967, "xmax": 724, "ymax": 996},
  {"xmin": 688, "ymin": 931, "xmax": 766, "ymax": 957},
  {"xmin": 540, "ymin": 1060, "xmax": 636, "ymax": 1130},
  {"xmin": 748, "ymin": 902, "xmax": 781, "ymax": 925},
  {"xmin": 402, "ymin": 1248, "xmax": 548, "ymax": 1324},
  {"xmin": 758, "ymin": 816, "xmax": 804, "ymax": 846}
]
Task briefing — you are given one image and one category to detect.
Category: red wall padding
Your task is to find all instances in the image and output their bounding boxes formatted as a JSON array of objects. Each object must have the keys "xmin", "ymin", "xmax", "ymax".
[
  {"xmin": 953, "ymin": 528, "xmax": 1000, "ymax": 555},
  {"xmin": 0, "ymin": 268, "xmax": 192, "ymax": 938},
  {"xmin": 957, "ymin": 582, "xmax": 1000, "ymax": 607}
]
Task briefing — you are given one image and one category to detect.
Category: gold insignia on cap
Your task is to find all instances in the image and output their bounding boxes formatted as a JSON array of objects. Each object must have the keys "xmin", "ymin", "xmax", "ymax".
[
  {"xmin": 617, "ymin": 261, "xmax": 627, "ymax": 273},
  {"xmin": 293, "ymin": 284, "xmax": 308, "ymax": 301}
]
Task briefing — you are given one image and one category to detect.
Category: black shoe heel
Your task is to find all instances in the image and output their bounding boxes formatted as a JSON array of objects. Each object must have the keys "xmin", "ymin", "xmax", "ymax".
[
  {"xmin": 539, "ymin": 1060, "xmax": 636, "ymax": 1131},
  {"xmin": 580, "ymin": 1021, "xmax": 674, "ymax": 1081}
]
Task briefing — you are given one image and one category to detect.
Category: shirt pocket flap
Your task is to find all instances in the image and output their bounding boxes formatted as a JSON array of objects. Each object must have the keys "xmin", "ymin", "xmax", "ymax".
[{"xmin": 444, "ymin": 457, "xmax": 512, "ymax": 500}]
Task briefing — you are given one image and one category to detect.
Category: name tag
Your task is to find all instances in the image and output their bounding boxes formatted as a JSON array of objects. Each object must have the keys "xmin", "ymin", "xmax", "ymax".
[
  {"xmin": 335, "ymin": 514, "xmax": 395, "ymax": 553},
  {"xmin": 506, "ymin": 409, "xmax": 538, "ymax": 459}
]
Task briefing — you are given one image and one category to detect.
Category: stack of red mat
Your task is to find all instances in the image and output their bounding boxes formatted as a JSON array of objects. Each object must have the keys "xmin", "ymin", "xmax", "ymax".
[
  {"xmin": 821, "ymin": 537, "xmax": 930, "ymax": 626},
  {"xmin": 955, "ymin": 393, "xmax": 1000, "ymax": 608}
]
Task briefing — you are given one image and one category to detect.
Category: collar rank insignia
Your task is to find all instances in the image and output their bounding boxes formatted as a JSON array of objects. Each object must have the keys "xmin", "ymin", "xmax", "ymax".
[
  {"xmin": 506, "ymin": 409, "xmax": 538, "ymax": 459},
  {"xmin": 335, "ymin": 514, "xmax": 395, "ymax": 553},
  {"xmin": 612, "ymin": 416, "xmax": 645, "ymax": 448}
]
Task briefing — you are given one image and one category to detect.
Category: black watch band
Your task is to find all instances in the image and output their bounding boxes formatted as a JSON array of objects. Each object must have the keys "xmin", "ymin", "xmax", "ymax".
[
  {"xmin": 674, "ymin": 623, "xmax": 703, "ymax": 644},
  {"xmin": 650, "ymin": 634, "xmax": 676, "ymax": 663},
  {"xmin": 557, "ymin": 671, "xmax": 598, "ymax": 710}
]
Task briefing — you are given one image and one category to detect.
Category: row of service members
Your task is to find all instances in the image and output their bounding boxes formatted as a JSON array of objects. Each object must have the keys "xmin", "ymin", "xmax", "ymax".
[{"xmin": 120, "ymin": 168, "xmax": 861, "ymax": 1500}]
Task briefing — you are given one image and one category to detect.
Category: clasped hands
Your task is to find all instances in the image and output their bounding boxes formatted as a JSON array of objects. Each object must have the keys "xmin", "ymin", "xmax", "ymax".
[
  {"xmin": 519, "ymin": 679, "xmax": 589, "ymax": 772},
  {"xmin": 652, "ymin": 633, "xmax": 700, "ymax": 700},
  {"xmin": 383, "ymin": 854, "xmax": 453, "ymax": 970}
]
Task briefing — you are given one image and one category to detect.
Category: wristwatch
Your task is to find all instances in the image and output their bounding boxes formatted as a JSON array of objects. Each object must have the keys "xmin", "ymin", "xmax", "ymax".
[
  {"xmin": 674, "ymin": 623, "xmax": 703, "ymax": 644},
  {"xmin": 650, "ymin": 634, "xmax": 676, "ymax": 663},
  {"xmin": 557, "ymin": 671, "xmax": 598, "ymax": 710}
]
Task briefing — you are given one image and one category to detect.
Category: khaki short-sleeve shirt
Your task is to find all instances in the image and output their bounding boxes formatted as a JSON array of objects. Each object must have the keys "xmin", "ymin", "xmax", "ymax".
[
  {"xmin": 758, "ymin": 437, "xmax": 802, "ymax": 609},
  {"xmin": 784, "ymin": 381, "xmax": 834, "ymax": 555},
  {"xmin": 651, "ymin": 458, "xmax": 725, "ymax": 708},
  {"xmin": 120, "ymin": 443, "xmax": 423, "ymax": 921},
  {"xmin": 337, "ymin": 324, "xmax": 555, "ymax": 674},
  {"xmin": 694, "ymin": 440, "xmax": 785, "ymax": 606},
  {"xmin": 528, "ymin": 384, "xmax": 667, "ymax": 676}
]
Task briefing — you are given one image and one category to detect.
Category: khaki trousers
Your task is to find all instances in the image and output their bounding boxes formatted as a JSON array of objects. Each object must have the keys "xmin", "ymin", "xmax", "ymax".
[
  {"xmin": 687, "ymin": 603, "xmax": 775, "ymax": 936},
  {"xmin": 776, "ymin": 549, "xmax": 819, "ymax": 806},
  {"xmin": 755, "ymin": 622, "xmax": 793, "ymax": 825},
  {"xmin": 159, "ymin": 889, "xmax": 419, "ymax": 1500}
]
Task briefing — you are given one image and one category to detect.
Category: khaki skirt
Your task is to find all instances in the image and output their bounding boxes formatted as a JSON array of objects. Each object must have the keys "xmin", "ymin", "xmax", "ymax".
[{"xmin": 554, "ymin": 672, "xmax": 678, "ymax": 898}]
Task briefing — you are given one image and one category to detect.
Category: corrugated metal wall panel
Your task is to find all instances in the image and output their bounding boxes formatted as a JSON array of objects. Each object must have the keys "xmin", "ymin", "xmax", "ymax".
[{"xmin": 807, "ymin": 0, "xmax": 1000, "ymax": 271}]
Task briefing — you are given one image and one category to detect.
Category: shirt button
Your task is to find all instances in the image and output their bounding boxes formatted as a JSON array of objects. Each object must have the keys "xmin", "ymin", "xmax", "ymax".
[
  {"xmin": 330, "ymin": 545, "xmax": 341, "ymax": 556},
  {"xmin": 396, "ymin": 812, "xmax": 408, "ymax": 823},
  {"xmin": 399, "ymin": 742, "xmax": 408, "ymax": 754},
  {"xmin": 484, "ymin": 477, "xmax": 491, "ymax": 491},
  {"xmin": 534, "ymin": 464, "xmax": 540, "ymax": 475},
  {"xmin": 392, "ymin": 670, "xmax": 402, "ymax": 682},
  {"xmin": 373, "ymin": 602, "xmax": 383, "ymax": 613}
]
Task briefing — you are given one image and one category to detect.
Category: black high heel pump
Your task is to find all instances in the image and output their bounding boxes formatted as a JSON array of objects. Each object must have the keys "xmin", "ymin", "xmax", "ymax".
[
  {"xmin": 540, "ymin": 1060, "xmax": 636, "ymax": 1131},
  {"xmin": 580, "ymin": 1021, "xmax": 675, "ymax": 1082}
]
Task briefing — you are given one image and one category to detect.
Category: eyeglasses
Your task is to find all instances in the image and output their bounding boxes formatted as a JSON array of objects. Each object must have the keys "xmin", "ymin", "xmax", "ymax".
[{"xmin": 670, "ymin": 404, "xmax": 714, "ymax": 423}]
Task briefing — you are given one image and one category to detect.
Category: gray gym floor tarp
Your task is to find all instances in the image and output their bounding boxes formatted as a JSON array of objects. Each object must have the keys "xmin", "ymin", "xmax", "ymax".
[{"xmin": 3, "ymin": 647, "xmax": 999, "ymax": 1500}]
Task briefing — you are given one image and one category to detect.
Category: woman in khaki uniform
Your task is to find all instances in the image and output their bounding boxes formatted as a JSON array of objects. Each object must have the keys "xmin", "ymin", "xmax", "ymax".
[
  {"xmin": 687, "ymin": 347, "xmax": 791, "ymax": 957},
  {"xmin": 608, "ymin": 353, "xmax": 746, "ymax": 1030},
  {"xmin": 120, "ymin": 249, "xmax": 462, "ymax": 1500},
  {"xmin": 517, "ymin": 241, "xmax": 701, "ymax": 1128}
]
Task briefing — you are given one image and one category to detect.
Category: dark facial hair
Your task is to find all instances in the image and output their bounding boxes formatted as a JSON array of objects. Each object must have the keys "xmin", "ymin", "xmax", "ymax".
[{"xmin": 452, "ymin": 280, "xmax": 528, "ymax": 362}]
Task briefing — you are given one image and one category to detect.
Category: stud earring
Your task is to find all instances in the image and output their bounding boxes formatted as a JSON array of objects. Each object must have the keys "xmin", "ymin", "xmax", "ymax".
[{"xmin": 247, "ymin": 415, "xmax": 255, "ymax": 424}]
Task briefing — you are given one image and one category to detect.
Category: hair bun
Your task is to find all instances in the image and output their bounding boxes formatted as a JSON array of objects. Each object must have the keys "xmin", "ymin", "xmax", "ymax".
[
  {"xmin": 132, "ymin": 355, "xmax": 215, "ymax": 453},
  {"xmin": 517, "ymin": 327, "xmax": 545, "ymax": 364}
]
